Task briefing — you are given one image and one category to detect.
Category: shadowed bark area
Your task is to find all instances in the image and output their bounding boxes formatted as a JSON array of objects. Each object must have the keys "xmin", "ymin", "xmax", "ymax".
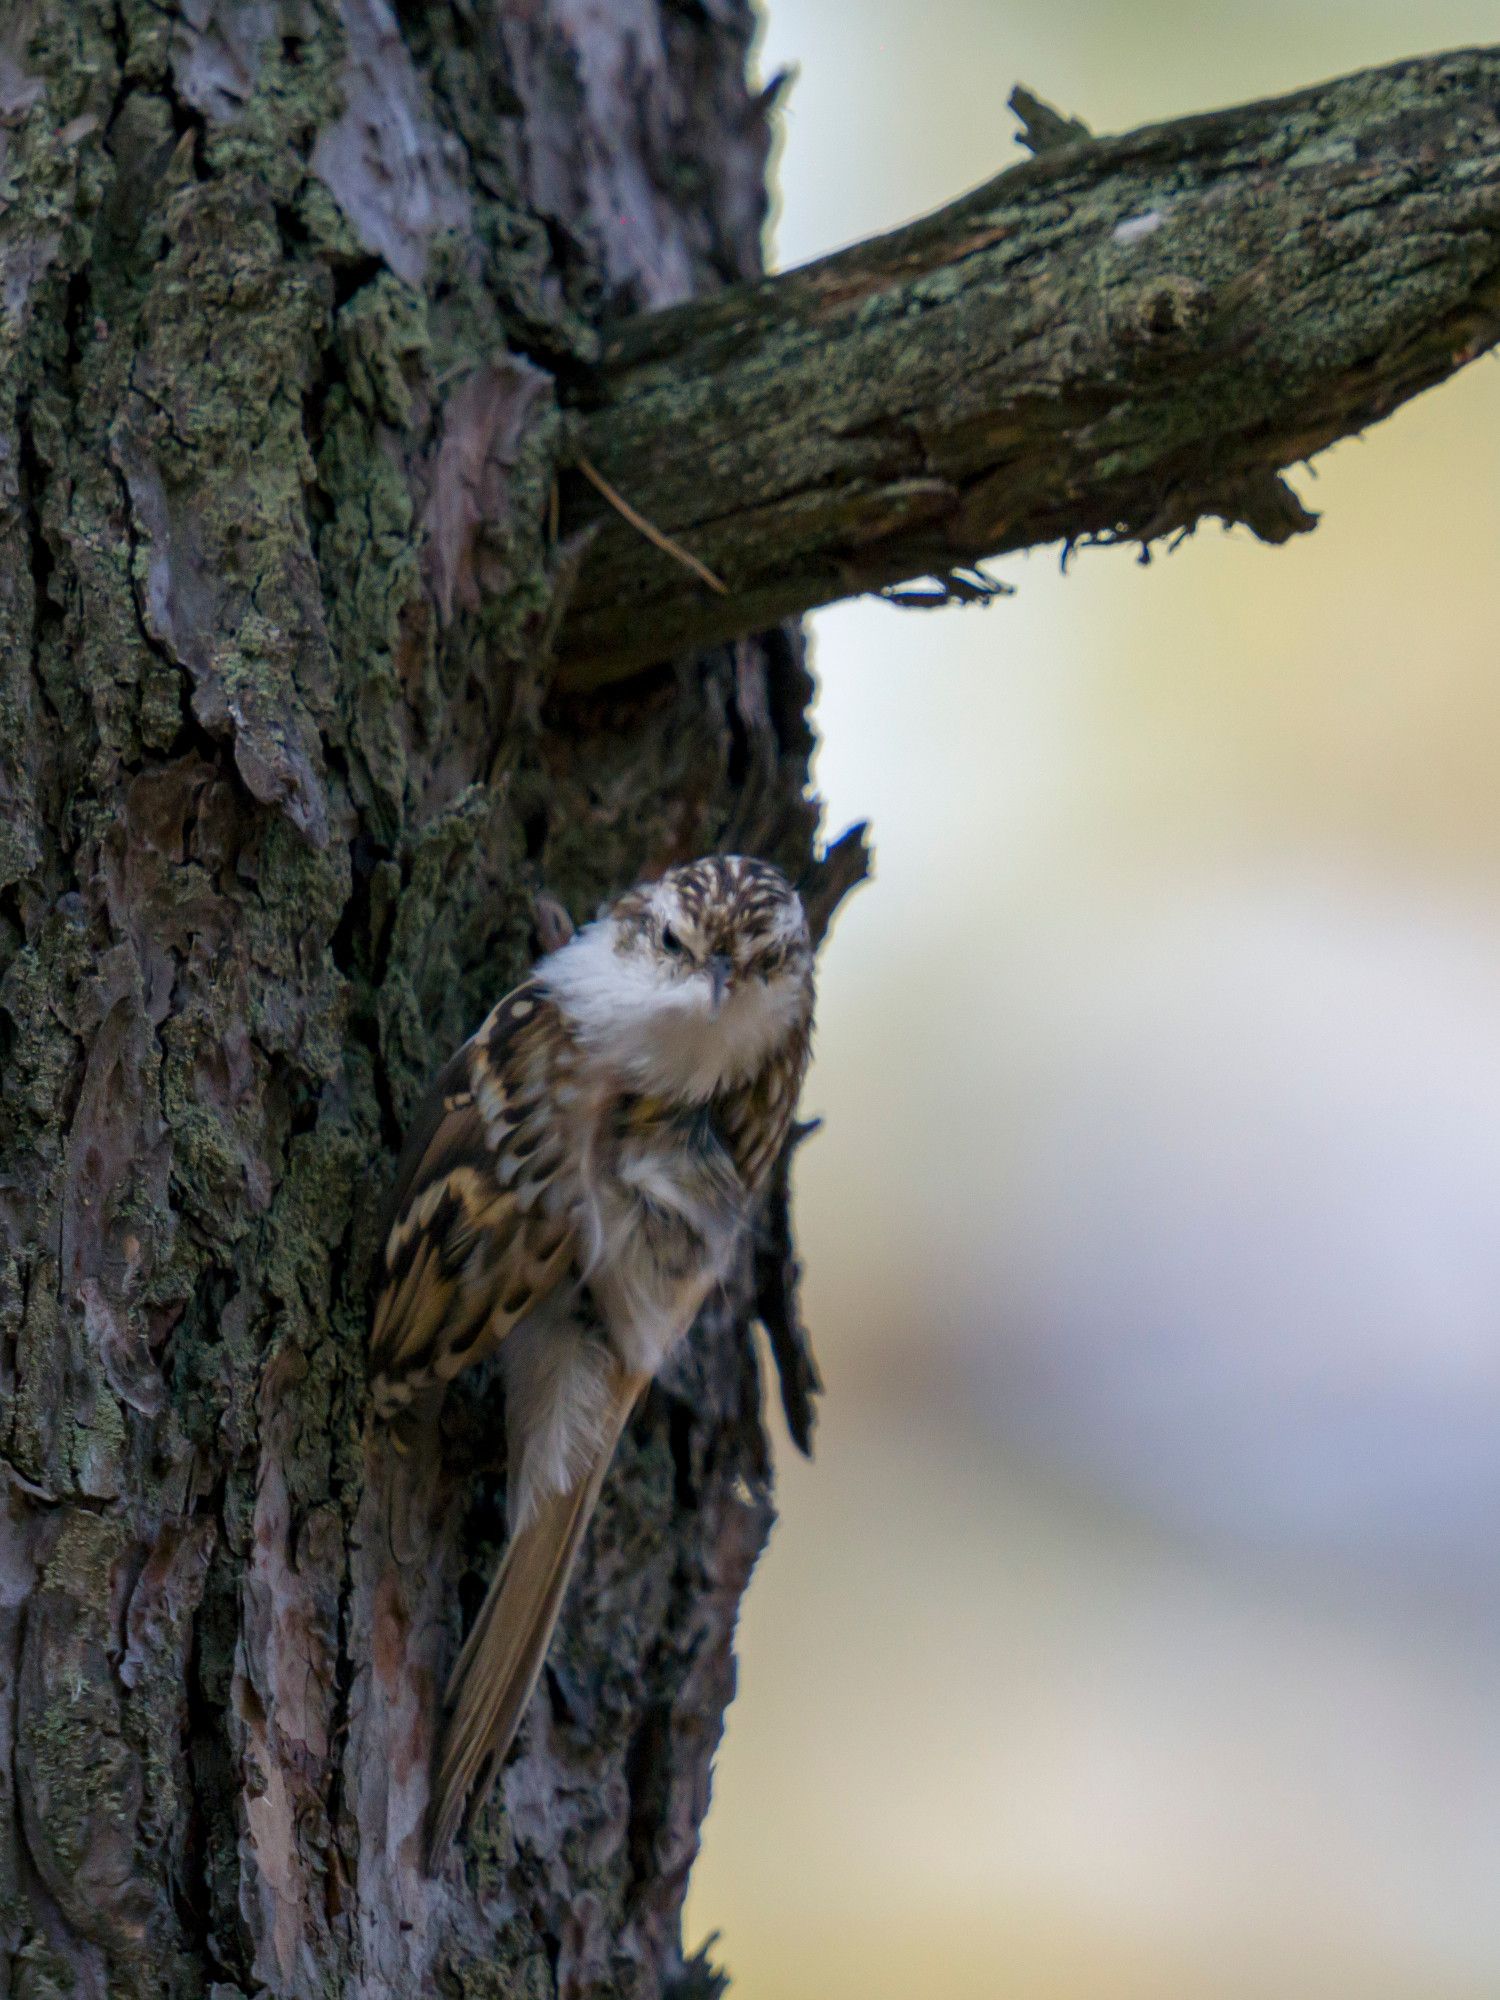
[
  {"xmin": 555, "ymin": 46, "xmax": 1500, "ymax": 684},
  {"xmin": 0, "ymin": 5, "xmax": 859, "ymax": 1995}
]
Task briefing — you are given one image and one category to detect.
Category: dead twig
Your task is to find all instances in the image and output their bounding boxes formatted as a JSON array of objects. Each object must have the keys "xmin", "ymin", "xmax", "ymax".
[{"xmin": 574, "ymin": 453, "xmax": 728, "ymax": 597}]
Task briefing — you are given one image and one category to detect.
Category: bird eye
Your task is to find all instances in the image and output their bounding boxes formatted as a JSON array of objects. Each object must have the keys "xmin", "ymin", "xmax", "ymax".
[{"xmin": 661, "ymin": 924, "xmax": 686, "ymax": 956}]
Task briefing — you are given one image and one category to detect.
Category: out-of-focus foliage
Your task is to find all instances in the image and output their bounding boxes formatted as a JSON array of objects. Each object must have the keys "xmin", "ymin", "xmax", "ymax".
[{"xmin": 689, "ymin": 5, "xmax": 1500, "ymax": 1996}]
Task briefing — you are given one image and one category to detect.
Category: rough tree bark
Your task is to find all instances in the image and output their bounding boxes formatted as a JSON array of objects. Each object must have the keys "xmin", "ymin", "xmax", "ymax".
[
  {"xmin": 0, "ymin": 5, "xmax": 855, "ymax": 1997},
  {"xmin": 556, "ymin": 47, "xmax": 1500, "ymax": 683}
]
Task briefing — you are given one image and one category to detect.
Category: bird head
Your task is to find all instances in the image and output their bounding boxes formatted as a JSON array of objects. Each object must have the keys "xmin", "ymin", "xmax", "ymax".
[{"xmin": 542, "ymin": 855, "xmax": 814, "ymax": 1099}]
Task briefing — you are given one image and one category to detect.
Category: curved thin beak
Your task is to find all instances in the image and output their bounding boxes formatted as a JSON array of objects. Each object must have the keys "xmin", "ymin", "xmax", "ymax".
[{"xmin": 707, "ymin": 954, "xmax": 732, "ymax": 1011}]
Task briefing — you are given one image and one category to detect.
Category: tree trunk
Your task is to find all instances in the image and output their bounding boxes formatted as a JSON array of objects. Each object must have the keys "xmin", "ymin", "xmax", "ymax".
[{"xmin": 0, "ymin": 5, "xmax": 851, "ymax": 1996}]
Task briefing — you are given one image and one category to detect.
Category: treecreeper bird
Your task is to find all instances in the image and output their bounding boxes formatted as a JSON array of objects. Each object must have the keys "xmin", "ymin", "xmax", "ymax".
[{"xmin": 370, "ymin": 855, "xmax": 816, "ymax": 1860}]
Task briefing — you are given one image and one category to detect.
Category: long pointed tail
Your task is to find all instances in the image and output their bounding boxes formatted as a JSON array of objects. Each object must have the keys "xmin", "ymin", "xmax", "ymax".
[{"xmin": 427, "ymin": 1369, "xmax": 646, "ymax": 1861}]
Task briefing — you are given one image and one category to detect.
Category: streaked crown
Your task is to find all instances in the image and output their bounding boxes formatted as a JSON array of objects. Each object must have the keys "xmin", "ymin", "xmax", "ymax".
[{"xmin": 617, "ymin": 854, "xmax": 810, "ymax": 978}]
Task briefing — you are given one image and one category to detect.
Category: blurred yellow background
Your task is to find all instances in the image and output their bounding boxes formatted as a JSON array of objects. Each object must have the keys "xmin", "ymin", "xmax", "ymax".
[{"xmin": 685, "ymin": 6, "xmax": 1500, "ymax": 1997}]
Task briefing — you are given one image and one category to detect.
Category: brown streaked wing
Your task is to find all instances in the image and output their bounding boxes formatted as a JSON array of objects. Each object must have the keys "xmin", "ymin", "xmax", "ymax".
[
  {"xmin": 369, "ymin": 980, "xmax": 578, "ymax": 1418},
  {"xmin": 717, "ymin": 1041, "xmax": 807, "ymax": 1196}
]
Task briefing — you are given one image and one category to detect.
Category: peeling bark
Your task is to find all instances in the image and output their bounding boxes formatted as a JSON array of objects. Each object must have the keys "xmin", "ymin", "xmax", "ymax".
[
  {"xmin": 555, "ymin": 47, "xmax": 1500, "ymax": 685},
  {"xmin": 0, "ymin": 4, "xmax": 851, "ymax": 1995}
]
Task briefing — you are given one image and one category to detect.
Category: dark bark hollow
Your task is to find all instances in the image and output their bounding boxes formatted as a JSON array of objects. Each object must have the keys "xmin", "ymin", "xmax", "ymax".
[{"xmin": 0, "ymin": 6, "xmax": 851, "ymax": 1995}]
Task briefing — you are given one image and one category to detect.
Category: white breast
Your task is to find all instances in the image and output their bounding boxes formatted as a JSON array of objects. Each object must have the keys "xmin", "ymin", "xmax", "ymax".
[{"xmin": 584, "ymin": 1108, "xmax": 748, "ymax": 1377}]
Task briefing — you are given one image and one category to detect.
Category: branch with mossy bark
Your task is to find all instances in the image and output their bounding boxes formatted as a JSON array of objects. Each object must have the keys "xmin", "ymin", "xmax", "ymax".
[{"xmin": 551, "ymin": 46, "xmax": 1500, "ymax": 687}]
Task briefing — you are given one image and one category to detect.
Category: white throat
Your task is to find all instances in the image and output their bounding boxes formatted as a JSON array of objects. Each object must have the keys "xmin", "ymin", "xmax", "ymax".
[{"xmin": 540, "ymin": 917, "xmax": 804, "ymax": 1100}]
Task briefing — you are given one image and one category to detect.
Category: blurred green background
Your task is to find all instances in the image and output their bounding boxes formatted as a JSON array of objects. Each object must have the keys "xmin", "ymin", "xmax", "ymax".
[{"xmin": 684, "ymin": 4, "xmax": 1500, "ymax": 1996}]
